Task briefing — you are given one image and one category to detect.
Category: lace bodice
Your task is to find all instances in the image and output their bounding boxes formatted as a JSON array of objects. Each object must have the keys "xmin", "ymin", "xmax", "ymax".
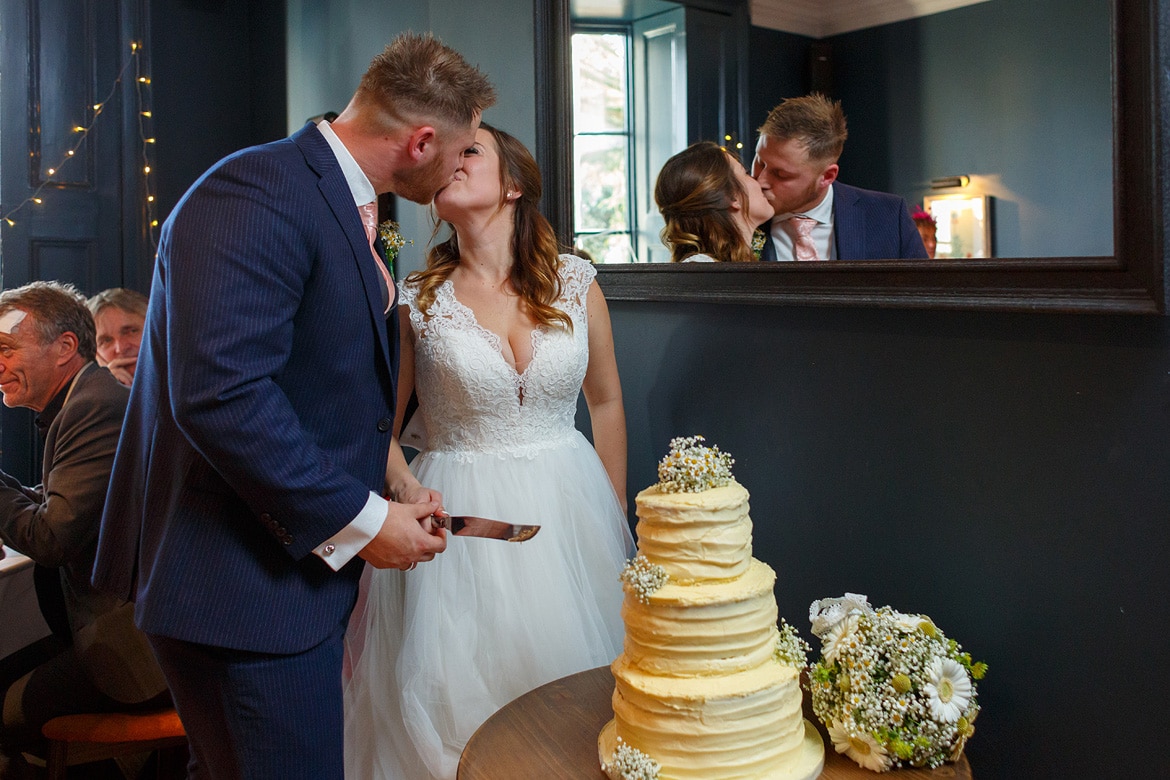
[{"xmin": 400, "ymin": 254, "xmax": 595, "ymax": 458}]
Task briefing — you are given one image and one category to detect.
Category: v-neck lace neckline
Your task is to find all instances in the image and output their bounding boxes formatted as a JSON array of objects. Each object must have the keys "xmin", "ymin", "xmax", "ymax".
[{"xmin": 439, "ymin": 280, "xmax": 542, "ymax": 378}]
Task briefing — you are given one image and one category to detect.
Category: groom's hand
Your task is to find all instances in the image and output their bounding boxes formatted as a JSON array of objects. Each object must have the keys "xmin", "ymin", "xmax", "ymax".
[{"xmin": 358, "ymin": 499, "xmax": 446, "ymax": 569}]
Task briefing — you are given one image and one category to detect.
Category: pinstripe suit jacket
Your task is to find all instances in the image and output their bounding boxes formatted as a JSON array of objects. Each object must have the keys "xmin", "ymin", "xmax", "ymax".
[
  {"xmin": 761, "ymin": 181, "xmax": 929, "ymax": 261},
  {"xmin": 92, "ymin": 123, "xmax": 399, "ymax": 654}
]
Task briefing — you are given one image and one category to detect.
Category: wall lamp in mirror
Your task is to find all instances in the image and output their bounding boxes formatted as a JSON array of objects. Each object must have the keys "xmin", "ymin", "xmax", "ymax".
[{"xmin": 931, "ymin": 175, "xmax": 971, "ymax": 189}]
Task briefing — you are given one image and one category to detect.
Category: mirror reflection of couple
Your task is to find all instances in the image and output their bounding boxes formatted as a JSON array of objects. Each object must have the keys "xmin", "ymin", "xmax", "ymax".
[
  {"xmin": 90, "ymin": 34, "xmax": 633, "ymax": 780},
  {"xmin": 658, "ymin": 93, "xmax": 930, "ymax": 263}
]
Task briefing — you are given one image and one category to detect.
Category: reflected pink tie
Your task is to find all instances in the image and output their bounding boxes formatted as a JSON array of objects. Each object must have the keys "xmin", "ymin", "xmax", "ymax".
[
  {"xmin": 782, "ymin": 215, "xmax": 821, "ymax": 261},
  {"xmin": 358, "ymin": 201, "xmax": 393, "ymax": 314}
]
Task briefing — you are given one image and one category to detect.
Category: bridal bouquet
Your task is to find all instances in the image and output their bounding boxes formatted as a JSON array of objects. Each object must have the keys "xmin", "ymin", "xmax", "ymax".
[{"xmin": 807, "ymin": 594, "xmax": 986, "ymax": 771}]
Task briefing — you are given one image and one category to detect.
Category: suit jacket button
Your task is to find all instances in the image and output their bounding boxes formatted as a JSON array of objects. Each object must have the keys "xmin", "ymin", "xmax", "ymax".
[
  {"xmin": 322, "ymin": 544, "xmax": 336, "ymax": 557},
  {"xmin": 377, "ymin": 417, "xmax": 392, "ymax": 432}
]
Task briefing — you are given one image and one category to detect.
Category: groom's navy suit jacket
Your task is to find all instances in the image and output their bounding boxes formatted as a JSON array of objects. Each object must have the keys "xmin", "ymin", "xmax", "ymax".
[
  {"xmin": 761, "ymin": 181, "xmax": 928, "ymax": 261},
  {"xmin": 93, "ymin": 123, "xmax": 398, "ymax": 654}
]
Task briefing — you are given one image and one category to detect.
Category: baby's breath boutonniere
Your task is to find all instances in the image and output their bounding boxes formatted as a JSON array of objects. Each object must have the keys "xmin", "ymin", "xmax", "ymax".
[
  {"xmin": 751, "ymin": 228, "xmax": 766, "ymax": 259},
  {"xmin": 376, "ymin": 220, "xmax": 412, "ymax": 278}
]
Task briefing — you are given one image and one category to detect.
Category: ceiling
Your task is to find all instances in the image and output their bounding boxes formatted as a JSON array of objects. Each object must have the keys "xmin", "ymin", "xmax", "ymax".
[{"xmin": 750, "ymin": 0, "xmax": 992, "ymax": 38}]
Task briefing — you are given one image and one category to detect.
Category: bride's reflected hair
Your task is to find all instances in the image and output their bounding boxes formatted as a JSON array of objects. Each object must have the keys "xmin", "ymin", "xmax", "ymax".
[
  {"xmin": 655, "ymin": 141, "xmax": 757, "ymax": 263},
  {"xmin": 409, "ymin": 122, "xmax": 572, "ymax": 331}
]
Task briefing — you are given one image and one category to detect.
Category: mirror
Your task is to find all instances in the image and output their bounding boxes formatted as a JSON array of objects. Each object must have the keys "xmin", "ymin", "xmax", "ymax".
[{"xmin": 534, "ymin": 0, "xmax": 1168, "ymax": 314}]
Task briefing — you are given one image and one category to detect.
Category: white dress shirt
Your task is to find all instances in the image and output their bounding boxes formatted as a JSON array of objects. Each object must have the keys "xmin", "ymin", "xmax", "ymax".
[{"xmin": 311, "ymin": 120, "xmax": 391, "ymax": 571}]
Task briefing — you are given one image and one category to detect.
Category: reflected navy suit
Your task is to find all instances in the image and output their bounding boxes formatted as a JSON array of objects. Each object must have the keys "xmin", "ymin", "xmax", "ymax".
[
  {"xmin": 92, "ymin": 123, "xmax": 398, "ymax": 777},
  {"xmin": 761, "ymin": 181, "xmax": 928, "ymax": 261}
]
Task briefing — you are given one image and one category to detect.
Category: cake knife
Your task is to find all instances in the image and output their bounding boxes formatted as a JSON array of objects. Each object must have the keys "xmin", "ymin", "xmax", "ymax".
[{"xmin": 429, "ymin": 513, "xmax": 540, "ymax": 542}]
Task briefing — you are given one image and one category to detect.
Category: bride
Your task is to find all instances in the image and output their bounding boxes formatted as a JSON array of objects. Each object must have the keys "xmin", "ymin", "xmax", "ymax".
[{"xmin": 343, "ymin": 123, "xmax": 636, "ymax": 780}]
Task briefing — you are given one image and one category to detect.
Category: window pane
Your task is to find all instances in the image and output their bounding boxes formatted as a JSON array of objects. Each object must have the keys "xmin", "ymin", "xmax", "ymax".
[
  {"xmin": 574, "ymin": 135, "xmax": 628, "ymax": 233},
  {"xmin": 573, "ymin": 232, "xmax": 634, "ymax": 264},
  {"xmin": 572, "ymin": 33, "xmax": 627, "ymax": 133}
]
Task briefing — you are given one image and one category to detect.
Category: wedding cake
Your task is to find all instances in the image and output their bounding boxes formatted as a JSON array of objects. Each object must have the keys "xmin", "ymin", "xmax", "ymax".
[{"xmin": 599, "ymin": 437, "xmax": 823, "ymax": 780}]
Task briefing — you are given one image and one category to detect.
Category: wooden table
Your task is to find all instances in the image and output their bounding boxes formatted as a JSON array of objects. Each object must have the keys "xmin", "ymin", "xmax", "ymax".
[{"xmin": 459, "ymin": 665, "xmax": 972, "ymax": 779}]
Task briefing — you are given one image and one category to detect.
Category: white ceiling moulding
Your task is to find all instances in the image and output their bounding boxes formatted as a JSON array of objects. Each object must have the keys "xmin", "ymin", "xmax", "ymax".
[{"xmin": 751, "ymin": 0, "xmax": 994, "ymax": 38}]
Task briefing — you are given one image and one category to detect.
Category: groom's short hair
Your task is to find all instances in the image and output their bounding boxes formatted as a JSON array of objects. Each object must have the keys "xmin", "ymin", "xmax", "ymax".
[
  {"xmin": 758, "ymin": 93, "xmax": 848, "ymax": 164},
  {"xmin": 356, "ymin": 32, "xmax": 496, "ymax": 131}
]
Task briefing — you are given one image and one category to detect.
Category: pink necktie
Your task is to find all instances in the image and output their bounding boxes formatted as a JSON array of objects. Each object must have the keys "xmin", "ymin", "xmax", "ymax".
[
  {"xmin": 358, "ymin": 201, "xmax": 394, "ymax": 314},
  {"xmin": 781, "ymin": 215, "xmax": 821, "ymax": 261}
]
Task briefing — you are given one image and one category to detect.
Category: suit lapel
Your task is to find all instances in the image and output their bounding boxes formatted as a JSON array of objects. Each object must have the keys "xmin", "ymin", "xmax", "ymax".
[
  {"xmin": 291, "ymin": 125, "xmax": 393, "ymax": 370},
  {"xmin": 832, "ymin": 182, "xmax": 864, "ymax": 260}
]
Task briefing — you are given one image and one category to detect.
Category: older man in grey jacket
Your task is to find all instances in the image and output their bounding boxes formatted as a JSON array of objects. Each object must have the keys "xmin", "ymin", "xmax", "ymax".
[{"xmin": 0, "ymin": 281, "xmax": 167, "ymax": 779}]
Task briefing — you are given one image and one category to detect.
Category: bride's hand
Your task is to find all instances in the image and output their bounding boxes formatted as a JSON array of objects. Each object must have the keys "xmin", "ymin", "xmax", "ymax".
[{"xmin": 395, "ymin": 483, "xmax": 443, "ymax": 510}]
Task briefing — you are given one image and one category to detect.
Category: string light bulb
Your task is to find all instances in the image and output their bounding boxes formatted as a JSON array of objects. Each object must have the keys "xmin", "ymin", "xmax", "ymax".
[{"xmin": 4, "ymin": 39, "xmax": 158, "ymax": 249}]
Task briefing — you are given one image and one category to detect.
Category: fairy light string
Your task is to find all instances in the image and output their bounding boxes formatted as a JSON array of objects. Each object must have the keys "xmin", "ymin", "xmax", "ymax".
[{"xmin": 3, "ymin": 40, "xmax": 157, "ymax": 248}]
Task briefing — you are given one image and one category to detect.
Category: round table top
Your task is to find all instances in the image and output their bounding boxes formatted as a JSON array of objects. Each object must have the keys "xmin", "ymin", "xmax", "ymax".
[{"xmin": 458, "ymin": 665, "xmax": 972, "ymax": 780}]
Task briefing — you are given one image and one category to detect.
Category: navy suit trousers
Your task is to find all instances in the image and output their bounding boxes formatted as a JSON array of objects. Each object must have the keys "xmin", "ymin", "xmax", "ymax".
[{"xmin": 149, "ymin": 619, "xmax": 347, "ymax": 780}]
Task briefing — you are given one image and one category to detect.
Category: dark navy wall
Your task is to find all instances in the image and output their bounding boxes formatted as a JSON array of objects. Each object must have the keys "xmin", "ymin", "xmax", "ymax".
[
  {"xmin": 601, "ymin": 298, "xmax": 1170, "ymax": 778},
  {"xmin": 150, "ymin": 0, "xmax": 287, "ymax": 287},
  {"xmin": 748, "ymin": 0, "xmax": 1112, "ymax": 258}
]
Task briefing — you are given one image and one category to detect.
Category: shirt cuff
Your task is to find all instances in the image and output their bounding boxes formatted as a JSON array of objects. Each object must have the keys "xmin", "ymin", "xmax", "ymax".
[{"xmin": 313, "ymin": 492, "xmax": 387, "ymax": 571}]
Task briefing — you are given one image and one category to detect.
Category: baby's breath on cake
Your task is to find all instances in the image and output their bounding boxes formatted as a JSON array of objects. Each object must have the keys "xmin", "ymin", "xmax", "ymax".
[
  {"xmin": 620, "ymin": 555, "xmax": 668, "ymax": 603},
  {"xmin": 603, "ymin": 737, "xmax": 660, "ymax": 780},
  {"xmin": 656, "ymin": 435, "xmax": 735, "ymax": 493},
  {"xmin": 773, "ymin": 618, "xmax": 811, "ymax": 668}
]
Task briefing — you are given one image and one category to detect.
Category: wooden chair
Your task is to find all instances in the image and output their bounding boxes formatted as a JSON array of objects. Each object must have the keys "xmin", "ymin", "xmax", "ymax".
[{"xmin": 40, "ymin": 708, "xmax": 186, "ymax": 780}]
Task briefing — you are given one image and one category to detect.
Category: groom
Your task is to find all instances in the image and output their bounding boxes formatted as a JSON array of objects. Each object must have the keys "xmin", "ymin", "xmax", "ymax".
[
  {"xmin": 92, "ymin": 34, "xmax": 495, "ymax": 778},
  {"xmin": 752, "ymin": 93, "xmax": 927, "ymax": 261}
]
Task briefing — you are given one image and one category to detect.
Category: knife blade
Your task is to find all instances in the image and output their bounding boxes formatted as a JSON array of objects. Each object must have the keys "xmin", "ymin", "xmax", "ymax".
[{"xmin": 430, "ymin": 514, "xmax": 540, "ymax": 542}]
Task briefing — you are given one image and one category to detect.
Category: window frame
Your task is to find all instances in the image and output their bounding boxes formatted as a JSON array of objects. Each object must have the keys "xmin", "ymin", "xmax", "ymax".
[{"xmin": 569, "ymin": 23, "xmax": 637, "ymax": 263}]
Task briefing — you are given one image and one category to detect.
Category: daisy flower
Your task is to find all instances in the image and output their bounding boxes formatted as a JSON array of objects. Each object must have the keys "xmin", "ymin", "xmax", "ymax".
[
  {"xmin": 924, "ymin": 658, "xmax": 972, "ymax": 723},
  {"xmin": 822, "ymin": 614, "xmax": 860, "ymax": 663},
  {"xmin": 827, "ymin": 722, "xmax": 891, "ymax": 772}
]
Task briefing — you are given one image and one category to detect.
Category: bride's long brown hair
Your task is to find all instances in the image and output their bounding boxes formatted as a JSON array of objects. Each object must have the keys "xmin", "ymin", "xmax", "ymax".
[
  {"xmin": 655, "ymin": 141, "xmax": 756, "ymax": 263},
  {"xmin": 406, "ymin": 123, "xmax": 572, "ymax": 331}
]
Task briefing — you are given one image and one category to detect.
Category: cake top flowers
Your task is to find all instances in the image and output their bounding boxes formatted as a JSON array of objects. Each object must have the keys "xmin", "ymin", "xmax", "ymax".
[{"xmin": 656, "ymin": 435, "xmax": 735, "ymax": 493}]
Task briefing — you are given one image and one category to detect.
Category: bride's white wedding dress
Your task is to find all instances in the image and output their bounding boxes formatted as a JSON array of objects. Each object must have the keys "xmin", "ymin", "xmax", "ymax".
[{"xmin": 343, "ymin": 254, "xmax": 635, "ymax": 780}]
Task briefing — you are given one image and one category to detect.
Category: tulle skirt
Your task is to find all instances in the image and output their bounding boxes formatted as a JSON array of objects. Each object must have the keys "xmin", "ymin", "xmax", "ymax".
[{"xmin": 343, "ymin": 432, "xmax": 635, "ymax": 780}]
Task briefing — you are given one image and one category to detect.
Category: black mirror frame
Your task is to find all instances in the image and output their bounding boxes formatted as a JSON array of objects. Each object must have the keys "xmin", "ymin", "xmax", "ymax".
[{"xmin": 535, "ymin": 0, "xmax": 1168, "ymax": 315}]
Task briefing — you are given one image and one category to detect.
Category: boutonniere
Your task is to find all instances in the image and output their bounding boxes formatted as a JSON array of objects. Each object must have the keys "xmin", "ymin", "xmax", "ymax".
[
  {"xmin": 751, "ymin": 228, "xmax": 766, "ymax": 259},
  {"xmin": 376, "ymin": 220, "xmax": 412, "ymax": 277}
]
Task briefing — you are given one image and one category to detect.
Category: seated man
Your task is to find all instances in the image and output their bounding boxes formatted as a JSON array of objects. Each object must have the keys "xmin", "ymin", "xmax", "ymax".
[
  {"xmin": 86, "ymin": 288, "xmax": 148, "ymax": 387},
  {"xmin": 0, "ymin": 281, "xmax": 167, "ymax": 778},
  {"xmin": 752, "ymin": 93, "xmax": 928, "ymax": 261}
]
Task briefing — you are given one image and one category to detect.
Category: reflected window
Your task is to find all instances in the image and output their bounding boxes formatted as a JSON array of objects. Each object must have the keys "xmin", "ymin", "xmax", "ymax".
[{"xmin": 571, "ymin": 30, "xmax": 634, "ymax": 263}]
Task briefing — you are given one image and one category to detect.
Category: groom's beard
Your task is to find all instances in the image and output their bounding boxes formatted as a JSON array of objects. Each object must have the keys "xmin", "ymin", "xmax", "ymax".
[{"xmin": 392, "ymin": 154, "xmax": 449, "ymax": 205}]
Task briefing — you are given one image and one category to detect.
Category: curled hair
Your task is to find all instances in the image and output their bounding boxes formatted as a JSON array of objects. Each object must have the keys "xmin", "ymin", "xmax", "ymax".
[
  {"xmin": 0, "ymin": 280, "xmax": 97, "ymax": 361},
  {"xmin": 655, "ymin": 141, "xmax": 755, "ymax": 263},
  {"xmin": 87, "ymin": 287, "xmax": 148, "ymax": 319},
  {"xmin": 408, "ymin": 123, "xmax": 572, "ymax": 331},
  {"xmin": 357, "ymin": 33, "xmax": 497, "ymax": 131},
  {"xmin": 757, "ymin": 93, "xmax": 848, "ymax": 163}
]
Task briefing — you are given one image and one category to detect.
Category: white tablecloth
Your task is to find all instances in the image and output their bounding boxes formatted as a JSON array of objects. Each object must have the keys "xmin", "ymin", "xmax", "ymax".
[{"xmin": 0, "ymin": 545, "xmax": 52, "ymax": 659}]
